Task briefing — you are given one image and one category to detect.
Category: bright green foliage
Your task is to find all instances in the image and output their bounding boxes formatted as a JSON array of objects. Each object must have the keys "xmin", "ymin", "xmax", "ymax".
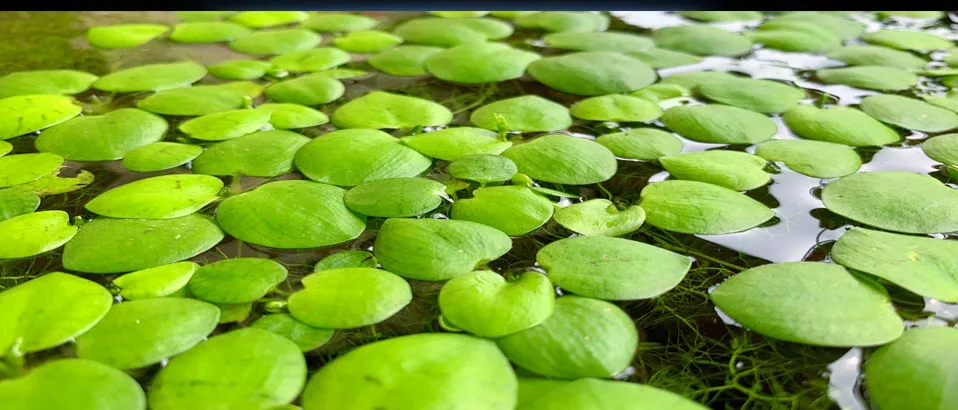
[
  {"xmin": 864, "ymin": 327, "xmax": 958, "ymax": 410},
  {"xmin": 393, "ymin": 17, "xmax": 513, "ymax": 47},
  {"xmin": 860, "ymin": 94, "xmax": 958, "ymax": 132},
  {"xmin": 0, "ymin": 70, "xmax": 97, "ymax": 98},
  {"xmin": 137, "ymin": 85, "xmax": 247, "ymax": 116},
  {"xmin": 639, "ymin": 180, "xmax": 775, "ymax": 234},
  {"xmin": 514, "ymin": 11, "xmax": 609, "ymax": 33},
  {"xmin": 331, "ymin": 91, "xmax": 452, "ymax": 129},
  {"xmin": 303, "ymin": 12, "xmax": 379, "ymax": 32},
  {"xmin": 333, "ymin": 30, "xmax": 402, "ymax": 53},
  {"xmin": 755, "ymin": 139, "xmax": 861, "ymax": 178},
  {"xmin": 822, "ymin": 171, "xmax": 958, "ymax": 234},
  {"xmin": 367, "ymin": 45, "xmax": 443, "ymax": 76},
  {"xmin": 569, "ymin": 95, "xmax": 663, "ymax": 122},
  {"xmin": 0, "ymin": 95, "xmax": 81, "ymax": 140},
  {"xmin": 0, "ymin": 211, "xmax": 76, "ymax": 259},
  {"xmin": 209, "ymin": 59, "xmax": 271, "ymax": 80},
  {"xmin": 344, "ymin": 177, "xmax": 446, "ymax": 217},
  {"xmin": 448, "ymin": 154, "xmax": 518, "ymax": 183},
  {"xmin": 62, "ymin": 215, "xmax": 224, "ymax": 273},
  {"xmin": 747, "ymin": 21, "xmax": 842, "ymax": 52},
  {"xmin": 270, "ymin": 48, "xmax": 352, "ymax": 72},
  {"xmin": 497, "ymin": 296, "xmax": 638, "ymax": 379},
  {"xmin": 85, "ymin": 174, "xmax": 223, "ymax": 219},
  {"xmin": 826, "ymin": 45, "xmax": 926, "ymax": 69},
  {"xmin": 229, "ymin": 11, "xmax": 308, "ymax": 28},
  {"xmin": 76, "ymin": 298, "xmax": 220, "ymax": 369},
  {"xmin": 256, "ymin": 103, "xmax": 329, "ymax": 129},
  {"xmin": 36, "ymin": 108, "xmax": 167, "ymax": 161},
  {"xmin": 191, "ymin": 130, "xmax": 309, "ymax": 177},
  {"xmin": 451, "ymin": 185, "xmax": 554, "ymax": 235},
  {"xmin": 86, "ymin": 24, "xmax": 168, "ymax": 49},
  {"xmin": 553, "ymin": 199, "xmax": 645, "ymax": 236},
  {"xmin": 439, "ymin": 271, "xmax": 555, "ymax": 338},
  {"xmin": 314, "ymin": 251, "xmax": 377, "ymax": 271},
  {"xmin": 782, "ymin": 105, "xmax": 902, "ymax": 146},
  {"xmin": 0, "ymin": 188, "xmax": 39, "ymax": 221},
  {"xmin": 169, "ymin": 22, "xmax": 251, "ymax": 43},
  {"xmin": 93, "ymin": 61, "xmax": 207, "ymax": 93},
  {"xmin": 402, "ymin": 127, "xmax": 511, "ymax": 161},
  {"xmin": 626, "ymin": 48, "xmax": 702, "ymax": 69},
  {"xmin": 112, "ymin": 262, "xmax": 199, "ymax": 300},
  {"xmin": 816, "ymin": 66, "xmax": 918, "ymax": 91},
  {"xmin": 517, "ymin": 378, "xmax": 708, "ymax": 410},
  {"xmin": 679, "ymin": 11, "xmax": 763, "ymax": 21},
  {"xmin": 502, "ymin": 134, "xmax": 617, "ymax": 185},
  {"xmin": 373, "ymin": 218, "xmax": 512, "ymax": 281},
  {"xmin": 229, "ymin": 29, "xmax": 322, "ymax": 55},
  {"xmin": 216, "ymin": 180, "xmax": 366, "ymax": 249},
  {"xmin": 528, "ymin": 52, "xmax": 657, "ymax": 96},
  {"xmin": 470, "ymin": 95, "xmax": 572, "ymax": 132},
  {"xmin": 0, "ymin": 359, "xmax": 146, "ymax": 410},
  {"xmin": 295, "ymin": 129, "xmax": 433, "ymax": 186},
  {"xmin": 922, "ymin": 133, "xmax": 958, "ymax": 165},
  {"xmin": 0, "ymin": 152, "xmax": 64, "ymax": 188},
  {"xmin": 659, "ymin": 150, "xmax": 771, "ymax": 191},
  {"xmin": 652, "ymin": 25, "xmax": 753, "ymax": 56},
  {"xmin": 301, "ymin": 333, "xmax": 517, "ymax": 410},
  {"xmin": 187, "ymin": 258, "xmax": 286, "ymax": 304},
  {"xmin": 122, "ymin": 142, "xmax": 203, "ymax": 172},
  {"xmin": 148, "ymin": 328, "xmax": 306, "ymax": 410},
  {"xmin": 289, "ymin": 268, "xmax": 412, "ymax": 329},
  {"xmin": 710, "ymin": 262, "xmax": 904, "ymax": 347},
  {"xmin": 697, "ymin": 77, "xmax": 805, "ymax": 114},
  {"xmin": 595, "ymin": 128, "xmax": 683, "ymax": 161},
  {"xmin": 863, "ymin": 29, "xmax": 954, "ymax": 51},
  {"xmin": 543, "ymin": 31, "xmax": 654, "ymax": 52},
  {"xmin": 661, "ymin": 104, "xmax": 778, "ymax": 144},
  {"xmin": 424, "ymin": 42, "xmax": 540, "ymax": 83},
  {"xmin": 265, "ymin": 73, "xmax": 345, "ymax": 105},
  {"xmin": 0, "ymin": 272, "xmax": 111, "ymax": 354},
  {"xmin": 773, "ymin": 12, "xmax": 865, "ymax": 40},
  {"xmin": 250, "ymin": 314, "xmax": 335, "ymax": 352}
]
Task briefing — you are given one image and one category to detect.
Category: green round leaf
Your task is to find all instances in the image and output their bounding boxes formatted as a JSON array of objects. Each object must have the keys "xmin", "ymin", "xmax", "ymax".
[
  {"xmin": 0, "ymin": 188, "xmax": 40, "ymax": 221},
  {"xmin": 503, "ymin": 134, "xmax": 617, "ymax": 185},
  {"xmin": 112, "ymin": 262, "xmax": 199, "ymax": 300},
  {"xmin": 528, "ymin": 52, "xmax": 657, "ymax": 96},
  {"xmin": 553, "ymin": 199, "xmax": 645, "ymax": 236},
  {"xmin": 864, "ymin": 327, "xmax": 958, "ymax": 410},
  {"xmin": 401, "ymin": 127, "xmax": 511, "ymax": 160},
  {"xmin": 393, "ymin": 17, "xmax": 513, "ymax": 47},
  {"xmin": 331, "ymin": 91, "xmax": 452, "ymax": 129},
  {"xmin": 451, "ymin": 185, "xmax": 554, "ymax": 236},
  {"xmin": 514, "ymin": 11, "xmax": 609, "ymax": 33},
  {"xmin": 0, "ymin": 95, "xmax": 81, "ymax": 140},
  {"xmin": 595, "ymin": 128, "xmax": 683, "ymax": 161},
  {"xmin": 697, "ymin": 77, "xmax": 805, "ymax": 114},
  {"xmin": 747, "ymin": 21, "xmax": 841, "ymax": 52},
  {"xmin": 633, "ymin": 83, "xmax": 693, "ymax": 104},
  {"xmin": 169, "ymin": 22, "xmax": 251, "ymax": 43},
  {"xmin": 229, "ymin": 29, "xmax": 322, "ymax": 55},
  {"xmin": 256, "ymin": 103, "xmax": 328, "ymax": 129},
  {"xmin": 659, "ymin": 70, "xmax": 739, "ymax": 89},
  {"xmin": 85, "ymin": 174, "xmax": 223, "ymax": 219},
  {"xmin": 301, "ymin": 333, "xmax": 516, "ymax": 410},
  {"xmin": 517, "ymin": 377, "xmax": 708, "ymax": 410},
  {"xmin": 303, "ymin": 13, "xmax": 378, "ymax": 32},
  {"xmin": 215, "ymin": 180, "xmax": 365, "ymax": 249},
  {"xmin": 639, "ymin": 180, "xmax": 775, "ymax": 234},
  {"xmin": 832, "ymin": 227, "xmax": 958, "ymax": 303},
  {"xmin": 710, "ymin": 262, "xmax": 904, "ymax": 347},
  {"xmin": 822, "ymin": 171, "xmax": 958, "ymax": 234},
  {"xmin": 295, "ymin": 129, "xmax": 432, "ymax": 186},
  {"xmin": 179, "ymin": 109, "xmax": 271, "ymax": 141},
  {"xmin": 76, "ymin": 298, "xmax": 219, "ymax": 369},
  {"xmin": 265, "ymin": 73, "xmax": 345, "ymax": 105},
  {"xmin": 373, "ymin": 218, "xmax": 512, "ymax": 281},
  {"xmin": 569, "ymin": 94, "xmax": 663, "ymax": 122},
  {"xmin": 782, "ymin": 105, "xmax": 902, "ymax": 146},
  {"xmin": 816, "ymin": 66, "xmax": 918, "ymax": 91},
  {"xmin": 0, "ymin": 211, "xmax": 76, "ymax": 259},
  {"xmin": 543, "ymin": 31, "xmax": 654, "ymax": 52},
  {"xmin": 367, "ymin": 45, "xmax": 444, "ymax": 76},
  {"xmin": 137, "ymin": 85, "xmax": 247, "ymax": 116},
  {"xmin": 188, "ymin": 258, "xmax": 287, "ymax": 304},
  {"xmin": 87, "ymin": 24, "xmax": 168, "ymax": 49},
  {"xmin": 148, "ymin": 328, "xmax": 306, "ymax": 410},
  {"xmin": 0, "ymin": 69, "xmax": 97, "ymax": 98},
  {"xmin": 539, "ymin": 236, "xmax": 690, "ymax": 300},
  {"xmin": 270, "ymin": 48, "xmax": 352, "ymax": 73},
  {"xmin": 755, "ymin": 139, "xmax": 861, "ymax": 178},
  {"xmin": 344, "ymin": 177, "xmax": 446, "ymax": 217},
  {"xmin": 314, "ymin": 250, "xmax": 377, "ymax": 271},
  {"xmin": 0, "ymin": 272, "xmax": 111, "ymax": 354},
  {"xmin": 448, "ymin": 154, "xmax": 518, "ymax": 183},
  {"xmin": 250, "ymin": 313, "xmax": 335, "ymax": 352},
  {"xmin": 424, "ymin": 42, "xmax": 540, "ymax": 84},
  {"xmin": 660, "ymin": 150, "xmax": 771, "ymax": 191},
  {"xmin": 0, "ymin": 152, "xmax": 64, "ymax": 188},
  {"xmin": 63, "ymin": 215, "xmax": 224, "ymax": 274},
  {"xmin": 497, "ymin": 296, "xmax": 638, "ymax": 379},
  {"xmin": 922, "ymin": 133, "xmax": 958, "ymax": 165},
  {"xmin": 122, "ymin": 142, "xmax": 203, "ymax": 172},
  {"xmin": 333, "ymin": 30, "xmax": 402, "ymax": 53},
  {"xmin": 826, "ymin": 45, "xmax": 926, "ymax": 69},
  {"xmin": 93, "ymin": 61, "xmax": 207, "ymax": 93},
  {"xmin": 0, "ymin": 359, "xmax": 146, "ymax": 410},
  {"xmin": 773, "ymin": 12, "xmax": 865, "ymax": 40},
  {"xmin": 192, "ymin": 130, "xmax": 309, "ymax": 177},
  {"xmin": 860, "ymin": 94, "xmax": 958, "ymax": 132},
  {"xmin": 470, "ymin": 95, "xmax": 572, "ymax": 132},
  {"xmin": 228, "ymin": 11, "xmax": 308, "ymax": 28},
  {"xmin": 661, "ymin": 104, "xmax": 778, "ymax": 144},
  {"xmin": 288, "ymin": 267, "xmax": 411, "ymax": 329},
  {"xmin": 209, "ymin": 59, "xmax": 271, "ymax": 80},
  {"xmin": 626, "ymin": 47, "xmax": 702, "ymax": 69},
  {"xmin": 36, "ymin": 108, "xmax": 167, "ymax": 161},
  {"xmin": 652, "ymin": 25, "xmax": 753, "ymax": 56},
  {"xmin": 863, "ymin": 29, "xmax": 954, "ymax": 52},
  {"xmin": 439, "ymin": 271, "xmax": 555, "ymax": 338}
]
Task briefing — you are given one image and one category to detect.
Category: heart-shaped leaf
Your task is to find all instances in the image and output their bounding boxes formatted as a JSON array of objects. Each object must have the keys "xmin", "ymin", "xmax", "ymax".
[
  {"xmin": 864, "ymin": 327, "xmax": 958, "ymax": 410},
  {"xmin": 553, "ymin": 199, "xmax": 645, "ymax": 236},
  {"xmin": 502, "ymin": 134, "xmax": 617, "ymax": 185},
  {"xmin": 112, "ymin": 262, "xmax": 199, "ymax": 300},
  {"xmin": 169, "ymin": 22, "xmax": 251, "ymax": 43},
  {"xmin": 188, "ymin": 258, "xmax": 287, "ymax": 304},
  {"xmin": 314, "ymin": 250, "xmax": 377, "ymax": 271},
  {"xmin": 295, "ymin": 129, "xmax": 432, "ymax": 186},
  {"xmin": 782, "ymin": 105, "xmax": 902, "ymax": 146},
  {"xmin": 87, "ymin": 24, "xmax": 168, "ymax": 49},
  {"xmin": 344, "ymin": 177, "xmax": 447, "ymax": 217},
  {"xmin": 93, "ymin": 61, "xmax": 207, "ymax": 93},
  {"xmin": 85, "ymin": 174, "xmax": 223, "ymax": 219},
  {"xmin": 660, "ymin": 150, "xmax": 771, "ymax": 191},
  {"xmin": 393, "ymin": 17, "xmax": 513, "ymax": 47},
  {"xmin": 451, "ymin": 185, "xmax": 554, "ymax": 235},
  {"xmin": 661, "ymin": 104, "xmax": 778, "ymax": 144},
  {"xmin": 229, "ymin": 29, "xmax": 321, "ymax": 55},
  {"xmin": 470, "ymin": 95, "xmax": 572, "ymax": 132},
  {"xmin": 288, "ymin": 267, "xmax": 412, "ymax": 329},
  {"xmin": 192, "ymin": 130, "xmax": 310, "ymax": 177},
  {"xmin": 0, "ymin": 153, "xmax": 64, "ymax": 188},
  {"xmin": 860, "ymin": 94, "xmax": 958, "ymax": 132},
  {"xmin": 517, "ymin": 378, "xmax": 708, "ymax": 410},
  {"xmin": 270, "ymin": 48, "xmax": 352, "ymax": 73},
  {"xmin": 0, "ymin": 69, "xmax": 98, "ymax": 98},
  {"xmin": 627, "ymin": 48, "xmax": 702, "ymax": 69},
  {"xmin": 333, "ymin": 30, "xmax": 402, "ymax": 53},
  {"xmin": 639, "ymin": 180, "xmax": 775, "ymax": 234},
  {"xmin": 122, "ymin": 142, "xmax": 203, "ymax": 172},
  {"xmin": 922, "ymin": 133, "xmax": 958, "ymax": 165},
  {"xmin": 0, "ymin": 95, "xmax": 81, "ymax": 140},
  {"xmin": 569, "ymin": 94, "xmax": 663, "ymax": 122},
  {"xmin": 755, "ymin": 139, "xmax": 861, "ymax": 178},
  {"xmin": 439, "ymin": 270, "xmax": 555, "ymax": 338},
  {"xmin": 0, "ymin": 359, "xmax": 146, "ymax": 410},
  {"xmin": 209, "ymin": 59, "xmax": 271, "ymax": 80},
  {"xmin": 596, "ymin": 128, "xmax": 683, "ymax": 160},
  {"xmin": 816, "ymin": 66, "xmax": 919, "ymax": 91},
  {"xmin": 137, "ymin": 85, "xmax": 247, "ymax": 116},
  {"xmin": 543, "ymin": 31, "xmax": 653, "ymax": 52},
  {"xmin": 826, "ymin": 45, "xmax": 926, "ymax": 69},
  {"xmin": 331, "ymin": 91, "xmax": 452, "ymax": 129},
  {"xmin": 265, "ymin": 73, "xmax": 345, "ymax": 105},
  {"xmin": 652, "ymin": 25, "xmax": 753, "ymax": 56},
  {"xmin": 514, "ymin": 11, "xmax": 609, "ymax": 33},
  {"xmin": 229, "ymin": 11, "xmax": 308, "ymax": 28},
  {"xmin": 448, "ymin": 154, "xmax": 518, "ymax": 183},
  {"xmin": 0, "ymin": 211, "xmax": 76, "ymax": 259},
  {"xmin": 697, "ymin": 77, "xmax": 806, "ymax": 114},
  {"xmin": 0, "ymin": 188, "xmax": 40, "ymax": 222},
  {"xmin": 256, "ymin": 103, "xmax": 328, "ymax": 129},
  {"xmin": 402, "ymin": 127, "xmax": 511, "ymax": 160},
  {"xmin": 250, "ymin": 313, "xmax": 335, "ymax": 352},
  {"xmin": 35, "ymin": 108, "xmax": 168, "ymax": 161},
  {"xmin": 424, "ymin": 42, "xmax": 540, "ymax": 84},
  {"xmin": 303, "ymin": 13, "xmax": 378, "ymax": 32},
  {"xmin": 528, "ymin": 52, "xmax": 657, "ymax": 96},
  {"xmin": 367, "ymin": 45, "xmax": 444, "ymax": 76}
]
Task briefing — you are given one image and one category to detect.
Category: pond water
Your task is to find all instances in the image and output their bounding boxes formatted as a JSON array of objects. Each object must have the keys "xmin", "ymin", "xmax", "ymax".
[{"xmin": 1, "ymin": 10, "xmax": 957, "ymax": 410}]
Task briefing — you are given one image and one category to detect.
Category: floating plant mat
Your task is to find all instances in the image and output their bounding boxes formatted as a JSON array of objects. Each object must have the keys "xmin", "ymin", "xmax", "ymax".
[{"xmin": 2, "ymin": 10, "xmax": 958, "ymax": 410}]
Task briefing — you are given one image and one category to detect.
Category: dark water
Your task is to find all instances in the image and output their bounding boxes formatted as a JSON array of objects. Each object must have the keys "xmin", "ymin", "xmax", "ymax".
[{"xmin": 1, "ymin": 11, "xmax": 957, "ymax": 410}]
